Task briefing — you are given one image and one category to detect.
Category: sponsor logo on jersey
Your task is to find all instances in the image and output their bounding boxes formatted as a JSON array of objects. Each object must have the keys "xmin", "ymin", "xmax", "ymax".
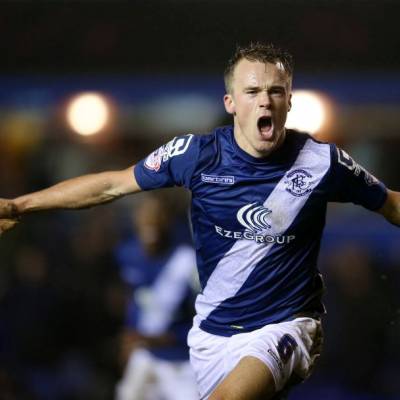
[
  {"xmin": 337, "ymin": 148, "xmax": 379, "ymax": 186},
  {"xmin": 144, "ymin": 134, "xmax": 193, "ymax": 172},
  {"xmin": 214, "ymin": 226, "xmax": 295, "ymax": 244},
  {"xmin": 201, "ymin": 174, "xmax": 235, "ymax": 185},
  {"xmin": 237, "ymin": 203, "xmax": 271, "ymax": 231},
  {"xmin": 284, "ymin": 169, "xmax": 313, "ymax": 197},
  {"xmin": 214, "ymin": 203, "xmax": 295, "ymax": 244}
]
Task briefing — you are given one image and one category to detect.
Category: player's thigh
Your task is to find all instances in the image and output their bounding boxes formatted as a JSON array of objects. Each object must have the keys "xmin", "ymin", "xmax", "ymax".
[
  {"xmin": 115, "ymin": 349, "xmax": 156, "ymax": 400},
  {"xmin": 208, "ymin": 355, "xmax": 276, "ymax": 400},
  {"xmin": 155, "ymin": 360, "xmax": 199, "ymax": 400}
]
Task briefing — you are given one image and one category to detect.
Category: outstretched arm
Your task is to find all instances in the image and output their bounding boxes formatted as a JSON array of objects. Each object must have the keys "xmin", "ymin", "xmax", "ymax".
[
  {"xmin": 378, "ymin": 189, "xmax": 400, "ymax": 226},
  {"xmin": 0, "ymin": 165, "xmax": 141, "ymax": 222}
]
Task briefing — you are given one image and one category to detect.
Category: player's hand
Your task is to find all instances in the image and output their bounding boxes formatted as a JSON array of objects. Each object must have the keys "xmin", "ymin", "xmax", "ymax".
[
  {"xmin": 0, "ymin": 218, "xmax": 19, "ymax": 236},
  {"xmin": 0, "ymin": 198, "xmax": 18, "ymax": 219},
  {"xmin": 118, "ymin": 330, "xmax": 146, "ymax": 365}
]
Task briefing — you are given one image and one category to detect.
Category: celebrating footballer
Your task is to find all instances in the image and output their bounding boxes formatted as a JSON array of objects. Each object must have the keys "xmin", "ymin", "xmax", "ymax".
[{"xmin": 1, "ymin": 43, "xmax": 399, "ymax": 400}]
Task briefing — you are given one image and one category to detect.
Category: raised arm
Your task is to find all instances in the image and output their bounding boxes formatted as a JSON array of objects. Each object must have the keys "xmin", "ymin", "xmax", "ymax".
[
  {"xmin": 0, "ymin": 165, "xmax": 141, "ymax": 232},
  {"xmin": 378, "ymin": 189, "xmax": 400, "ymax": 227}
]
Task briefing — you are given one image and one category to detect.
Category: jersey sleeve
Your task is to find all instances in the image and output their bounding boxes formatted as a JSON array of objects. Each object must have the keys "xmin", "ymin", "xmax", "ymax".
[
  {"xmin": 134, "ymin": 134, "xmax": 199, "ymax": 190},
  {"xmin": 327, "ymin": 144, "xmax": 387, "ymax": 211}
]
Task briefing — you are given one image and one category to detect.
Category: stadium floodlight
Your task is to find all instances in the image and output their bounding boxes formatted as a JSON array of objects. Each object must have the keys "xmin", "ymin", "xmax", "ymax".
[
  {"xmin": 66, "ymin": 92, "xmax": 110, "ymax": 136},
  {"xmin": 286, "ymin": 90, "xmax": 327, "ymax": 134}
]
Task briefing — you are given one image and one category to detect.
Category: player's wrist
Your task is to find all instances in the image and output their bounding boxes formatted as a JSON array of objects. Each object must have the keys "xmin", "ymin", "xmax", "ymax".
[
  {"xmin": 13, "ymin": 196, "xmax": 33, "ymax": 215},
  {"xmin": 0, "ymin": 198, "xmax": 19, "ymax": 218}
]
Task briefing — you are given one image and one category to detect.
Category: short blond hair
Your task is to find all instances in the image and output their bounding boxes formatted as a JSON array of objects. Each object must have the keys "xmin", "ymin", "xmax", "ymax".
[{"xmin": 224, "ymin": 42, "xmax": 293, "ymax": 93}]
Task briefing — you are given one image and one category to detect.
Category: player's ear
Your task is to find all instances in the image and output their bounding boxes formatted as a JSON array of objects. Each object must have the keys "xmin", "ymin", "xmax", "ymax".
[
  {"xmin": 288, "ymin": 93, "xmax": 292, "ymax": 112},
  {"xmin": 224, "ymin": 94, "xmax": 235, "ymax": 115}
]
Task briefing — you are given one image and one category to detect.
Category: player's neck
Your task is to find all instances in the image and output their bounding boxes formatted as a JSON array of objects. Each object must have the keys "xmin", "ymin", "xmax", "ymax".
[{"xmin": 233, "ymin": 126, "xmax": 287, "ymax": 159}]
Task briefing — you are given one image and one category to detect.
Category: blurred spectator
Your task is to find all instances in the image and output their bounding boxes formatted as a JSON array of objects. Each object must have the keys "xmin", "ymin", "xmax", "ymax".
[{"xmin": 114, "ymin": 192, "xmax": 199, "ymax": 400}]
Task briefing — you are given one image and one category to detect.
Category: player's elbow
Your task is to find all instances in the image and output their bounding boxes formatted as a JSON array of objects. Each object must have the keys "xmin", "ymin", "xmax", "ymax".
[
  {"xmin": 100, "ymin": 167, "xmax": 140, "ymax": 200},
  {"xmin": 102, "ymin": 186, "xmax": 125, "ymax": 201}
]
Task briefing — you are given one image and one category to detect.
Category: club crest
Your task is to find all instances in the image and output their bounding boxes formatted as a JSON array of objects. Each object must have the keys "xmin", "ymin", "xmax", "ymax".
[{"xmin": 284, "ymin": 169, "xmax": 313, "ymax": 197}]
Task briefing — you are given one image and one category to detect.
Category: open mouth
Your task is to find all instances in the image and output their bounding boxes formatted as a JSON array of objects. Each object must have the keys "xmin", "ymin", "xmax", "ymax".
[{"xmin": 257, "ymin": 116, "xmax": 272, "ymax": 133}]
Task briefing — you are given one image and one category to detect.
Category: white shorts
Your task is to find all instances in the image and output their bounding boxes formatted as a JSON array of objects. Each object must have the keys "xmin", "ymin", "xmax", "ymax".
[
  {"xmin": 188, "ymin": 317, "xmax": 323, "ymax": 399},
  {"xmin": 115, "ymin": 348, "xmax": 199, "ymax": 400}
]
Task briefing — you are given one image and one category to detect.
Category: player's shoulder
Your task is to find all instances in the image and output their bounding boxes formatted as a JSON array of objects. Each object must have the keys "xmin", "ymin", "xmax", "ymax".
[
  {"xmin": 191, "ymin": 124, "xmax": 232, "ymax": 147},
  {"xmin": 286, "ymin": 128, "xmax": 330, "ymax": 147},
  {"xmin": 287, "ymin": 129, "xmax": 333, "ymax": 159},
  {"xmin": 116, "ymin": 237, "xmax": 142, "ymax": 260},
  {"xmin": 184, "ymin": 125, "xmax": 232, "ymax": 169},
  {"xmin": 173, "ymin": 243, "xmax": 196, "ymax": 259},
  {"xmin": 166, "ymin": 125, "xmax": 228, "ymax": 158},
  {"xmin": 155, "ymin": 243, "xmax": 197, "ymax": 287}
]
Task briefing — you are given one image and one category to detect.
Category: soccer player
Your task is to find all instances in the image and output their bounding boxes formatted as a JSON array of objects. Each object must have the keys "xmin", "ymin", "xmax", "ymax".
[
  {"xmin": 1, "ymin": 43, "xmax": 399, "ymax": 400},
  {"xmin": 115, "ymin": 193, "xmax": 198, "ymax": 400}
]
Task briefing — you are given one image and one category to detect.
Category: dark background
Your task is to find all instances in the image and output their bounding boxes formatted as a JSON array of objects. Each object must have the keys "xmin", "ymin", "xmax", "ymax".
[{"xmin": 1, "ymin": 0, "xmax": 400, "ymax": 74}]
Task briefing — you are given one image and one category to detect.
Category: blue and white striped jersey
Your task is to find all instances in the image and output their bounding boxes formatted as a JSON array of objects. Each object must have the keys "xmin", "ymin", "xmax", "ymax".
[
  {"xmin": 134, "ymin": 126, "xmax": 387, "ymax": 337},
  {"xmin": 116, "ymin": 240, "xmax": 197, "ymax": 360}
]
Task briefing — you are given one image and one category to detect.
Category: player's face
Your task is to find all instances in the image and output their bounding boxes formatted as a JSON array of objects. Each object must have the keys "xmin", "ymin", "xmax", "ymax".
[
  {"xmin": 224, "ymin": 59, "xmax": 292, "ymax": 158},
  {"xmin": 133, "ymin": 198, "xmax": 170, "ymax": 254}
]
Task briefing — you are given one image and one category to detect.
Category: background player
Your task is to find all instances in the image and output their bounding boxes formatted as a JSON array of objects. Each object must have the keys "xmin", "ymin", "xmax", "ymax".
[
  {"xmin": 115, "ymin": 192, "xmax": 198, "ymax": 400},
  {"xmin": 0, "ymin": 43, "xmax": 399, "ymax": 400}
]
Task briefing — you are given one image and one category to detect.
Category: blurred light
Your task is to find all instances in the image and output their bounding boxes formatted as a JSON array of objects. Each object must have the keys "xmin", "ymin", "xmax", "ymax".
[
  {"xmin": 66, "ymin": 92, "xmax": 110, "ymax": 136},
  {"xmin": 286, "ymin": 90, "xmax": 326, "ymax": 134},
  {"xmin": 2, "ymin": 112, "xmax": 44, "ymax": 155}
]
